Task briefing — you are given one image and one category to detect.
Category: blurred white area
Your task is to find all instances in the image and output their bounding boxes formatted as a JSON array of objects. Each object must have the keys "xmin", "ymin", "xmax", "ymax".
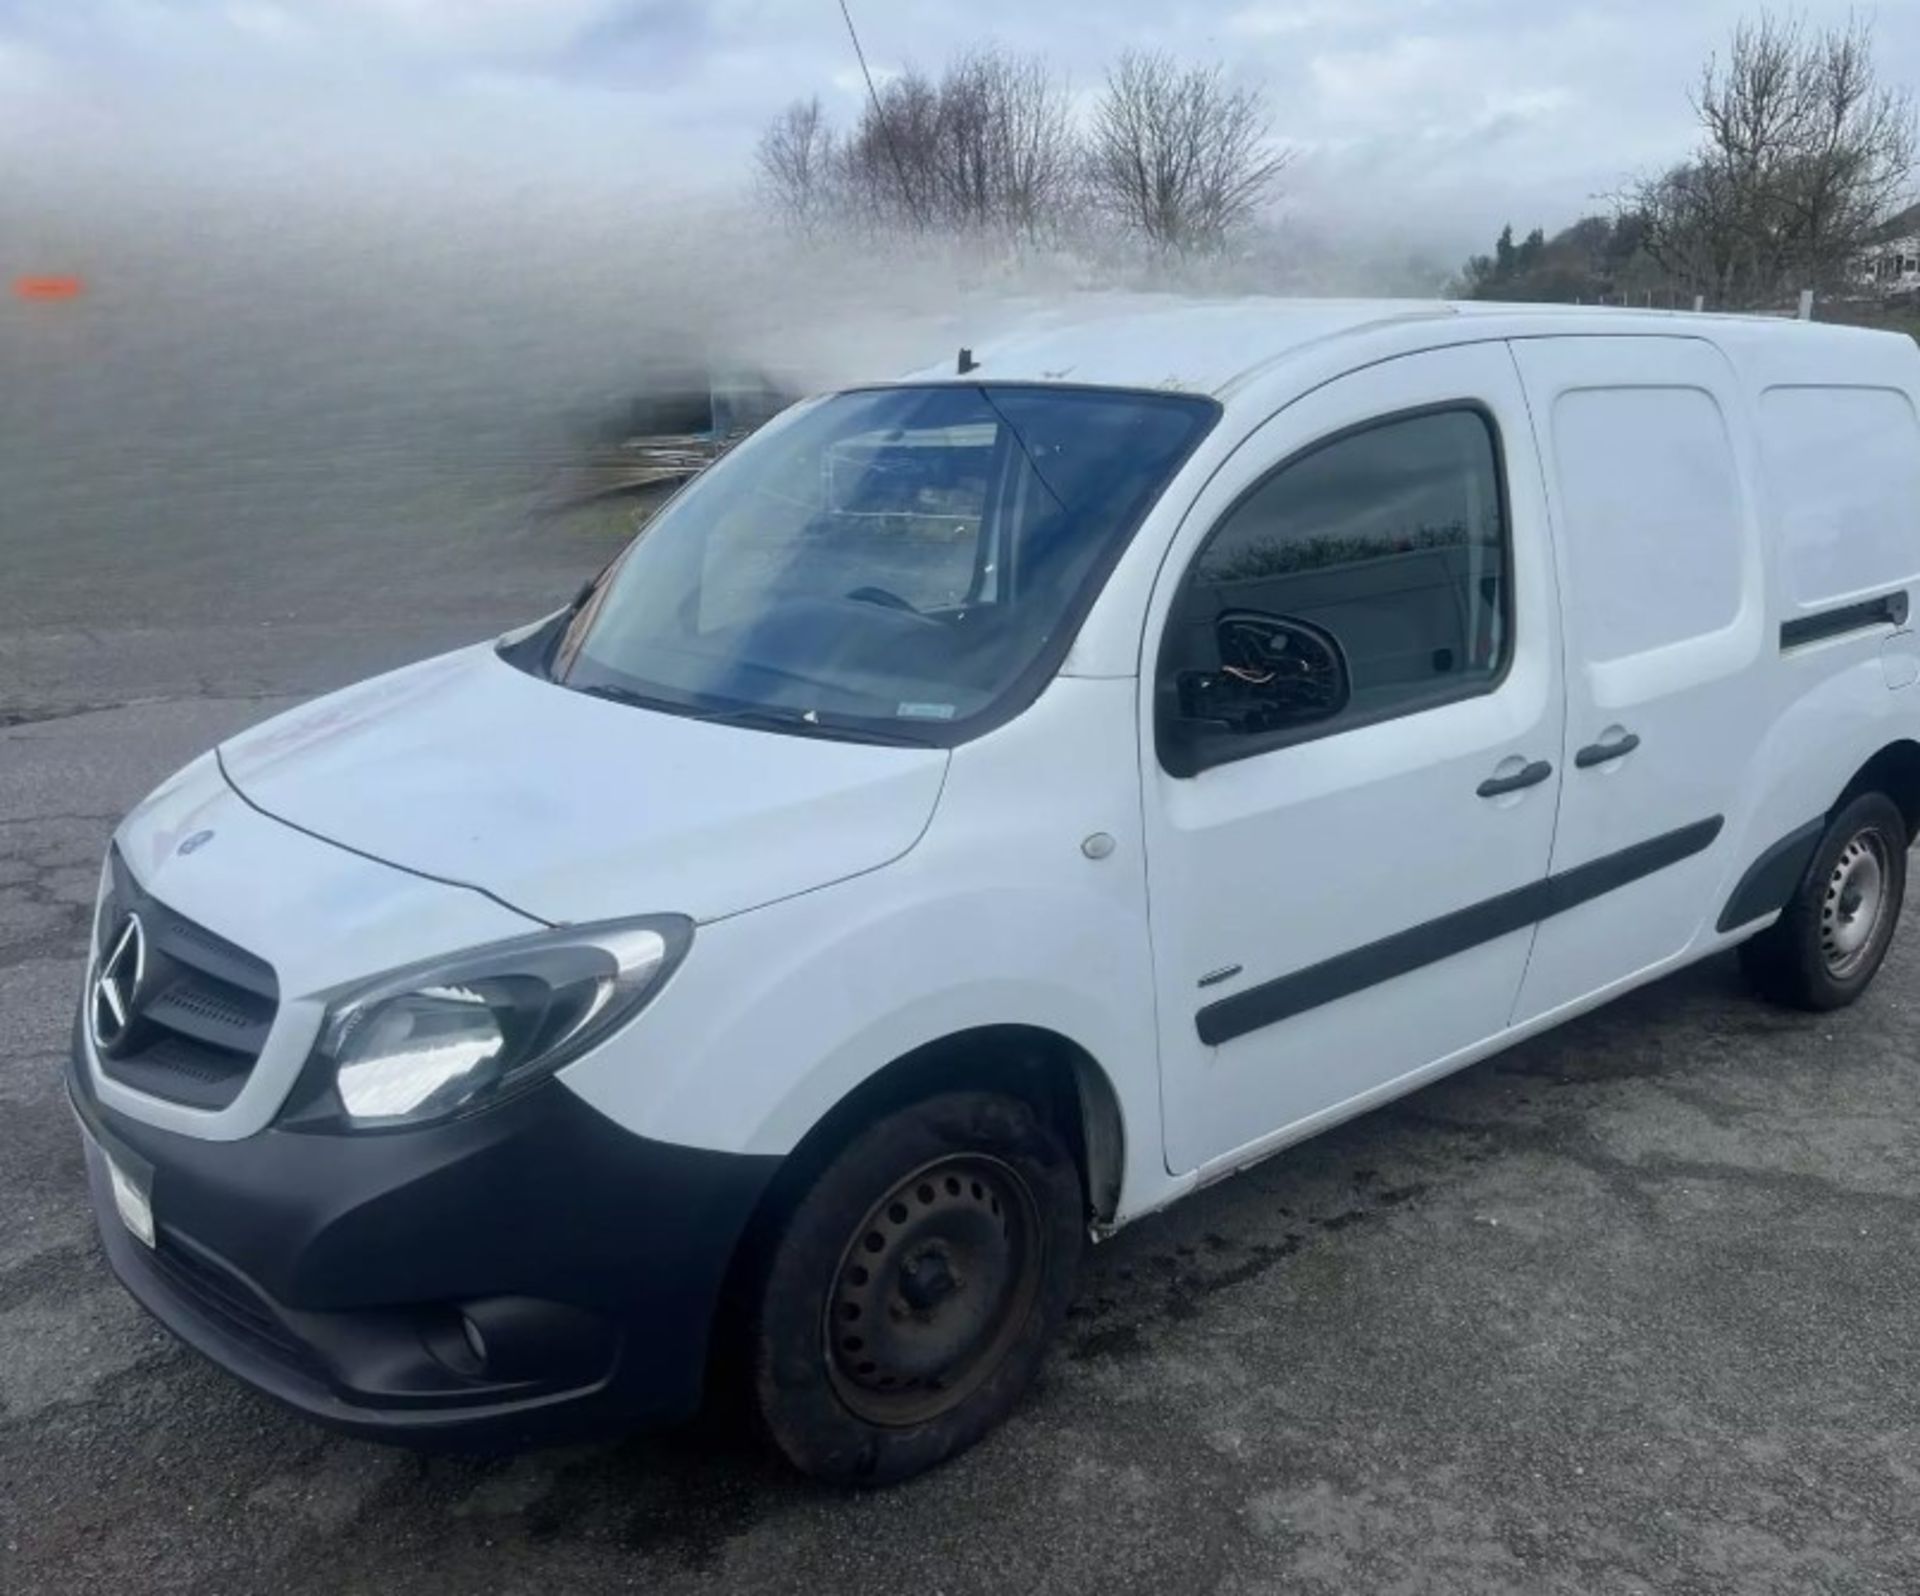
[{"xmin": 0, "ymin": 9, "xmax": 1450, "ymax": 634}]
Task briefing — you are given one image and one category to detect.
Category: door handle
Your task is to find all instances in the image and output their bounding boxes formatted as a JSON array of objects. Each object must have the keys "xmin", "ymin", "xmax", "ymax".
[
  {"xmin": 1574, "ymin": 732, "xmax": 1641, "ymax": 769},
  {"xmin": 1477, "ymin": 760, "xmax": 1553, "ymax": 799}
]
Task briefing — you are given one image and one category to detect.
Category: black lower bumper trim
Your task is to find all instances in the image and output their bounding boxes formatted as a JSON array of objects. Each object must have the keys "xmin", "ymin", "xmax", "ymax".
[{"xmin": 70, "ymin": 1025, "xmax": 779, "ymax": 1446}]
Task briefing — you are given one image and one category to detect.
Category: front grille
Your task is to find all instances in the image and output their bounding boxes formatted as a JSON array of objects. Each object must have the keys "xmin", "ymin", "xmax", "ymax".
[
  {"xmin": 93, "ymin": 850, "xmax": 280, "ymax": 1110},
  {"xmin": 147, "ymin": 1236, "xmax": 323, "ymax": 1377}
]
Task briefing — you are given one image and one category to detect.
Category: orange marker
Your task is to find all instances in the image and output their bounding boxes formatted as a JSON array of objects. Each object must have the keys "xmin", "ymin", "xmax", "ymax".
[{"xmin": 14, "ymin": 276, "xmax": 85, "ymax": 301}]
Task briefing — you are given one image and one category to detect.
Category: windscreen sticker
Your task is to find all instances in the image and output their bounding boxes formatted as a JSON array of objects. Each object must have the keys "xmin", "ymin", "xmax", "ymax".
[{"xmin": 897, "ymin": 702, "xmax": 957, "ymax": 720}]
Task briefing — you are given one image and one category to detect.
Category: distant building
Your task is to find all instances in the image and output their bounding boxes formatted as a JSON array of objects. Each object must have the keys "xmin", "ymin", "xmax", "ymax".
[{"xmin": 1857, "ymin": 204, "xmax": 1920, "ymax": 295}]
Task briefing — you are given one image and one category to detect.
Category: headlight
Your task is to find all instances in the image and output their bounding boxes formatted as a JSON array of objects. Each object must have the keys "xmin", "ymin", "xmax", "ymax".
[{"xmin": 295, "ymin": 916, "xmax": 691, "ymax": 1131}]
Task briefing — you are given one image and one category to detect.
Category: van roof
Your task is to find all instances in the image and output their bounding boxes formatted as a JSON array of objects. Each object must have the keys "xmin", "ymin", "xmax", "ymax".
[{"xmin": 896, "ymin": 293, "xmax": 1905, "ymax": 398}]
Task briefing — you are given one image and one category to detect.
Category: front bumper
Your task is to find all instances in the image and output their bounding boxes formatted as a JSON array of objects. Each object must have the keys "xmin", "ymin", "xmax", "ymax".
[{"xmin": 68, "ymin": 1025, "xmax": 779, "ymax": 1446}]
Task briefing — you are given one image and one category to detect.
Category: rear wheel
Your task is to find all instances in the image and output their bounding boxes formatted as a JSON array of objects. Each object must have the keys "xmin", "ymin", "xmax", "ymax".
[
  {"xmin": 749, "ymin": 1091, "xmax": 1083, "ymax": 1485},
  {"xmin": 1740, "ymin": 791, "xmax": 1908, "ymax": 1011}
]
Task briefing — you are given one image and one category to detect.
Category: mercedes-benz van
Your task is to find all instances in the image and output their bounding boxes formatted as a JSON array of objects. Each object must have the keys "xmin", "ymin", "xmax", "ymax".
[{"xmin": 69, "ymin": 300, "xmax": 1920, "ymax": 1483}]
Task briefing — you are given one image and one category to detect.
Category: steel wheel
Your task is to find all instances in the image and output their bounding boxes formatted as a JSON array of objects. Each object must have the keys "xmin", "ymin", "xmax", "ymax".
[
  {"xmin": 1739, "ymin": 791, "xmax": 1908, "ymax": 1013},
  {"xmin": 825, "ymin": 1153, "xmax": 1043, "ymax": 1427},
  {"xmin": 1820, "ymin": 829, "xmax": 1893, "ymax": 979},
  {"xmin": 751, "ymin": 1090, "xmax": 1085, "ymax": 1484}
]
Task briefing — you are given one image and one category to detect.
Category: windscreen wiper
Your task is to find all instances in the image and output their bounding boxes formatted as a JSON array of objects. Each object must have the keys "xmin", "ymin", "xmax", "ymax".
[
  {"xmin": 682, "ymin": 703, "xmax": 936, "ymax": 747},
  {"xmin": 573, "ymin": 683, "xmax": 933, "ymax": 747},
  {"xmin": 574, "ymin": 681, "xmax": 685, "ymax": 713}
]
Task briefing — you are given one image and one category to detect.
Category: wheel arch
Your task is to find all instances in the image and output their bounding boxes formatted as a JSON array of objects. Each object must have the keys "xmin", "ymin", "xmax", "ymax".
[
  {"xmin": 745, "ymin": 1025, "xmax": 1128, "ymax": 1240},
  {"xmin": 1834, "ymin": 738, "xmax": 1920, "ymax": 838}
]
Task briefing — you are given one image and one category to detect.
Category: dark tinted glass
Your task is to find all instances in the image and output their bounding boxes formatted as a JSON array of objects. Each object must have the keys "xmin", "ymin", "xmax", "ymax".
[
  {"xmin": 1162, "ymin": 408, "xmax": 1509, "ymax": 771},
  {"xmin": 561, "ymin": 384, "xmax": 1213, "ymax": 742}
]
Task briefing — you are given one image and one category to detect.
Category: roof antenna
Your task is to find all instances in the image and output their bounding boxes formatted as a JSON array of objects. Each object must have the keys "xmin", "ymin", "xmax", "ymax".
[{"xmin": 957, "ymin": 347, "xmax": 979, "ymax": 375}]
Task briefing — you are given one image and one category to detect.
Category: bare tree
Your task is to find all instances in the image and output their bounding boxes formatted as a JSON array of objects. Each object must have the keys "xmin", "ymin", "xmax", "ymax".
[
  {"xmin": 841, "ymin": 67, "xmax": 942, "ymax": 231},
  {"xmin": 1780, "ymin": 15, "xmax": 1916, "ymax": 285},
  {"xmin": 930, "ymin": 50, "xmax": 1079, "ymax": 237},
  {"xmin": 755, "ymin": 97, "xmax": 838, "ymax": 235},
  {"xmin": 1085, "ymin": 52, "xmax": 1291, "ymax": 255},
  {"xmin": 989, "ymin": 53, "xmax": 1081, "ymax": 236},
  {"xmin": 1631, "ymin": 11, "xmax": 1915, "ymax": 306},
  {"xmin": 829, "ymin": 50, "xmax": 1078, "ymax": 238},
  {"xmin": 1629, "ymin": 159, "xmax": 1741, "ymax": 302},
  {"xmin": 751, "ymin": 44, "xmax": 1286, "ymax": 253}
]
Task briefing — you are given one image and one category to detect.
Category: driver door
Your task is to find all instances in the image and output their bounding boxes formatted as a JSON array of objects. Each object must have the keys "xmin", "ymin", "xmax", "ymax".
[{"xmin": 1142, "ymin": 343, "xmax": 1565, "ymax": 1176}]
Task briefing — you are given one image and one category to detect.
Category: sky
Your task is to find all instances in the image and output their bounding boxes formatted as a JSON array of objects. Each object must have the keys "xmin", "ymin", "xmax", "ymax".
[{"xmin": 3, "ymin": 1, "xmax": 1918, "ymax": 262}]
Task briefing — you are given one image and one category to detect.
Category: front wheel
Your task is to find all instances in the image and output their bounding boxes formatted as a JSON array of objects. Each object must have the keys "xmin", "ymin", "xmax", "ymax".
[
  {"xmin": 749, "ymin": 1091, "xmax": 1084, "ymax": 1485},
  {"xmin": 1740, "ymin": 791, "xmax": 1909, "ymax": 1011}
]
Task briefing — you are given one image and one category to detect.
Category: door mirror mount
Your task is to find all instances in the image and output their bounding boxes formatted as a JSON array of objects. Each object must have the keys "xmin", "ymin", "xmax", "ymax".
[{"xmin": 1172, "ymin": 610, "xmax": 1351, "ymax": 743}]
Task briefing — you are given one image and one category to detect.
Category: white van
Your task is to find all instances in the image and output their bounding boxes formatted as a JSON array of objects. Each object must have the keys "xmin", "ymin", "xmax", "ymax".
[{"xmin": 70, "ymin": 301, "xmax": 1920, "ymax": 1483}]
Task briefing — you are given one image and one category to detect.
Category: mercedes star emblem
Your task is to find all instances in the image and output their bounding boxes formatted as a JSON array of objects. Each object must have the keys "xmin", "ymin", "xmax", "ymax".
[{"xmin": 91, "ymin": 913, "xmax": 147, "ymax": 1053}]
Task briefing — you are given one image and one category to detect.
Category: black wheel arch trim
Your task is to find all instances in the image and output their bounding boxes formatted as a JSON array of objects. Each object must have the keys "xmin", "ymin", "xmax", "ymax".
[
  {"xmin": 1715, "ymin": 817, "xmax": 1826, "ymax": 934},
  {"xmin": 1197, "ymin": 817, "xmax": 1724, "ymax": 1047}
]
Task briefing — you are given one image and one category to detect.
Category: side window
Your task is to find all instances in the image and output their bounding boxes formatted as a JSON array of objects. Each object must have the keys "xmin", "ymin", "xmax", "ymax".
[{"xmin": 1160, "ymin": 407, "xmax": 1511, "ymax": 774}]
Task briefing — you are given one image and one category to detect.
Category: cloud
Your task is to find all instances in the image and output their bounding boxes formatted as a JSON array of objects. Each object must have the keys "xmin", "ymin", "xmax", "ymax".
[
  {"xmin": 3, "ymin": 0, "xmax": 1917, "ymax": 258},
  {"xmin": 1226, "ymin": 1, "xmax": 1437, "ymax": 41}
]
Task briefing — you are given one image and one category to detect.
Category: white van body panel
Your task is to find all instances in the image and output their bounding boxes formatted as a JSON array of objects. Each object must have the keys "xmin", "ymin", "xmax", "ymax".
[
  {"xmin": 555, "ymin": 673, "xmax": 1178, "ymax": 1221},
  {"xmin": 1135, "ymin": 342, "xmax": 1566, "ymax": 1175},
  {"xmin": 93, "ymin": 300, "xmax": 1920, "ymax": 1234},
  {"xmin": 219, "ymin": 643, "xmax": 951, "ymax": 927},
  {"xmin": 1759, "ymin": 385, "xmax": 1920, "ymax": 607},
  {"xmin": 1508, "ymin": 335, "xmax": 1774, "ymax": 1020}
]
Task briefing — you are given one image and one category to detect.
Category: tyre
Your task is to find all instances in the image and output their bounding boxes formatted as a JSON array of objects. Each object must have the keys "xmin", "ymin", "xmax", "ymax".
[
  {"xmin": 748, "ymin": 1090, "xmax": 1084, "ymax": 1485},
  {"xmin": 1740, "ymin": 791, "xmax": 1909, "ymax": 1011}
]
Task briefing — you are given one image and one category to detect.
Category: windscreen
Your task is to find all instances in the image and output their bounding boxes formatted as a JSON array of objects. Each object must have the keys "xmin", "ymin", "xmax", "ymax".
[{"xmin": 555, "ymin": 384, "xmax": 1214, "ymax": 742}]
